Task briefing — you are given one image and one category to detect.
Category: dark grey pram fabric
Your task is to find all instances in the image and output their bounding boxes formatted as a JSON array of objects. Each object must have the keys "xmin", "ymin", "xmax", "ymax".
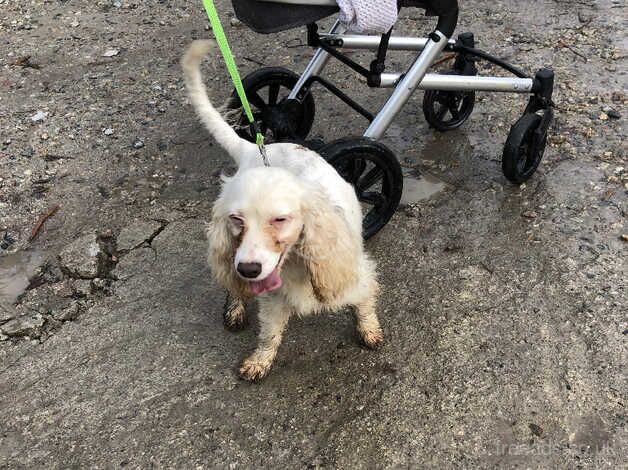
[
  {"xmin": 232, "ymin": 0, "xmax": 339, "ymax": 33},
  {"xmin": 231, "ymin": 0, "xmax": 457, "ymax": 34}
]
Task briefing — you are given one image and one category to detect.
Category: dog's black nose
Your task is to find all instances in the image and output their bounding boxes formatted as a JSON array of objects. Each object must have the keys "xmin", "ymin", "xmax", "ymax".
[{"xmin": 237, "ymin": 262, "xmax": 262, "ymax": 279}]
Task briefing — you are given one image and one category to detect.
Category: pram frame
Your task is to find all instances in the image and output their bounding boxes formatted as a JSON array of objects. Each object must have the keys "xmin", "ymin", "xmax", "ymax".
[
  {"xmin": 229, "ymin": 0, "xmax": 555, "ymax": 238},
  {"xmin": 286, "ymin": 21, "xmax": 543, "ymax": 140}
]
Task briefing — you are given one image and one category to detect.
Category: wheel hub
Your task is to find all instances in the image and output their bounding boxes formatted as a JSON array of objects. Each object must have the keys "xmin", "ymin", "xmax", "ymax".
[{"xmin": 261, "ymin": 99, "xmax": 305, "ymax": 139}]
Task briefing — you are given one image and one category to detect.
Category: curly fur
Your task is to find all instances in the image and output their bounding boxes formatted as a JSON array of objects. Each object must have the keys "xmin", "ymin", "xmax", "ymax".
[
  {"xmin": 206, "ymin": 210, "xmax": 250, "ymax": 300},
  {"xmin": 183, "ymin": 40, "xmax": 383, "ymax": 381},
  {"xmin": 298, "ymin": 191, "xmax": 361, "ymax": 303}
]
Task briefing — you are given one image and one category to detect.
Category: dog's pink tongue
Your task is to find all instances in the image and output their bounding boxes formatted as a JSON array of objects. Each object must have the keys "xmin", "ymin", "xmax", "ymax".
[{"xmin": 249, "ymin": 269, "xmax": 282, "ymax": 295}]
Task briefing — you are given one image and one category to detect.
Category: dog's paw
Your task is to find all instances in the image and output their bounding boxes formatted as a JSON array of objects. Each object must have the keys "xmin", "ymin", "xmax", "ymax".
[
  {"xmin": 239, "ymin": 357, "xmax": 272, "ymax": 382},
  {"xmin": 359, "ymin": 328, "xmax": 384, "ymax": 350}
]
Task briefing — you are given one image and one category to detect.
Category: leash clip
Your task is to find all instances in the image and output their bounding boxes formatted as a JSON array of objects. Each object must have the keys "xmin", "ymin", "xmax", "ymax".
[
  {"xmin": 258, "ymin": 142, "xmax": 270, "ymax": 167},
  {"xmin": 251, "ymin": 122, "xmax": 270, "ymax": 167}
]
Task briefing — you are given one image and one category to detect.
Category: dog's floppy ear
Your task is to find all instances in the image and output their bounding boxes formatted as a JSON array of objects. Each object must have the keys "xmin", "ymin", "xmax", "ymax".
[
  {"xmin": 206, "ymin": 213, "xmax": 249, "ymax": 299},
  {"xmin": 298, "ymin": 190, "xmax": 361, "ymax": 303}
]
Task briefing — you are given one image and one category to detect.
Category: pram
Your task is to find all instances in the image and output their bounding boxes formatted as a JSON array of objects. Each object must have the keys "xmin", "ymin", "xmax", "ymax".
[{"xmin": 227, "ymin": 0, "xmax": 554, "ymax": 238}]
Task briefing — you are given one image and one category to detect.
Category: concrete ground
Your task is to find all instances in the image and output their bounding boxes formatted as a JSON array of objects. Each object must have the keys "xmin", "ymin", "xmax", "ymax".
[{"xmin": 0, "ymin": 0, "xmax": 626, "ymax": 468}]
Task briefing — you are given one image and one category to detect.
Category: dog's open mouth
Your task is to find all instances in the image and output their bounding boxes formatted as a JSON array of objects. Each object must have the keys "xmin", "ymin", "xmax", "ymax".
[
  {"xmin": 247, "ymin": 252, "xmax": 285, "ymax": 295},
  {"xmin": 248, "ymin": 267, "xmax": 282, "ymax": 295}
]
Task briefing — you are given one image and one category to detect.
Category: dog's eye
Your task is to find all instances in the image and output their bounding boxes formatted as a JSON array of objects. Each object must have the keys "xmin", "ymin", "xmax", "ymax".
[
  {"xmin": 272, "ymin": 216, "xmax": 289, "ymax": 225},
  {"xmin": 229, "ymin": 215, "xmax": 244, "ymax": 227}
]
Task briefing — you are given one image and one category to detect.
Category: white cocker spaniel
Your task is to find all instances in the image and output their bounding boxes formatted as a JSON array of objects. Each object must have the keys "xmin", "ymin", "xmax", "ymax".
[{"xmin": 182, "ymin": 40, "xmax": 383, "ymax": 381}]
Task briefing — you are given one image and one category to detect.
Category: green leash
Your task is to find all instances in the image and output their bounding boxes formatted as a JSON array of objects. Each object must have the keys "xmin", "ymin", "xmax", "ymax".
[{"xmin": 201, "ymin": 0, "xmax": 269, "ymax": 165}]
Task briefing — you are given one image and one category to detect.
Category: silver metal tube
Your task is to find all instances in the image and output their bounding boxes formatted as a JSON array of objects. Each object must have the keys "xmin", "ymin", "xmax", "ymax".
[
  {"xmin": 421, "ymin": 74, "xmax": 534, "ymax": 92},
  {"xmin": 319, "ymin": 33, "xmax": 455, "ymax": 51},
  {"xmin": 364, "ymin": 31, "xmax": 449, "ymax": 139},
  {"xmin": 288, "ymin": 21, "xmax": 344, "ymax": 100},
  {"xmin": 379, "ymin": 73, "xmax": 401, "ymax": 87},
  {"xmin": 378, "ymin": 73, "xmax": 534, "ymax": 92}
]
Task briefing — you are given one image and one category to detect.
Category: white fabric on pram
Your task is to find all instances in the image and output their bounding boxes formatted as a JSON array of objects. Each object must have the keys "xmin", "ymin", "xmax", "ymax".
[{"xmin": 336, "ymin": 0, "xmax": 398, "ymax": 34}]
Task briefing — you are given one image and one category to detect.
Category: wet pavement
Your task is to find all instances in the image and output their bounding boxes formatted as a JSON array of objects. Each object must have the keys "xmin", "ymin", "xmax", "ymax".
[
  {"xmin": 400, "ymin": 171, "xmax": 448, "ymax": 206},
  {"xmin": 0, "ymin": 0, "xmax": 626, "ymax": 468},
  {"xmin": 0, "ymin": 251, "xmax": 43, "ymax": 304}
]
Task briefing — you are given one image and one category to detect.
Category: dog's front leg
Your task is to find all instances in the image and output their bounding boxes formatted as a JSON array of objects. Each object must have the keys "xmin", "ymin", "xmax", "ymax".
[
  {"xmin": 239, "ymin": 300, "xmax": 291, "ymax": 381},
  {"xmin": 354, "ymin": 292, "xmax": 384, "ymax": 349},
  {"xmin": 223, "ymin": 291, "xmax": 248, "ymax": 331}
]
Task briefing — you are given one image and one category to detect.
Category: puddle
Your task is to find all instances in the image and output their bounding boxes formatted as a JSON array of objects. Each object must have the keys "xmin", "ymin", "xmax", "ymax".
[
  {"xmin": 0, "ymin": 251, "xmax": 43, "ymax": 304},
  {"xmin": 400, "ymin": 172, "xmax": 447, "ymax": 205}
]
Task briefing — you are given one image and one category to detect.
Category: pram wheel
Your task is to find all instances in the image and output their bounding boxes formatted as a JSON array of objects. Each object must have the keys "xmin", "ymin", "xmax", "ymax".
[
  {"xmin": 422, "ymin": 87, "xmax": 475, "ymax": 131},
  {"xmin": 502, "ymin": 113, "xmax": 547, "ymax": 184},
  {"xmin": 228, "ymin": 67, "xmax": 315, "ymax": 142},
  {"xmin": 320, "ymin": 138, "xmax": 403, "ymax": 240}
]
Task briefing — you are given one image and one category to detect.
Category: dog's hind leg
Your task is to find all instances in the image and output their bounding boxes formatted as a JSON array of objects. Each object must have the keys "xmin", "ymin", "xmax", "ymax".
[
  {"xmin": 223, "ymin": 291, "xmax": 248, "ymax": 331},
  {"xmin": 239, "ymin": 302, "xmax": 291, "ymax": 381},
  {"xmin": 354, "ymin": 288, "xmax": 384, "ymax": 350}
]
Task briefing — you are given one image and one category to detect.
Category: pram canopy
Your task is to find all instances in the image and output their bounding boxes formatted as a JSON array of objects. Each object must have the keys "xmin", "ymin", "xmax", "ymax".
[{"xmin": 232, "ymin": 0, "xmax": 458, "ymax": 36}]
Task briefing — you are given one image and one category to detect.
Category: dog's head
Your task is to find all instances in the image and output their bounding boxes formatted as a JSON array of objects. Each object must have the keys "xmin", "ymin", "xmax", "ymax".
[{"xmin": 207, "ymin": 166, "xmax": 360, "ymax": 300}]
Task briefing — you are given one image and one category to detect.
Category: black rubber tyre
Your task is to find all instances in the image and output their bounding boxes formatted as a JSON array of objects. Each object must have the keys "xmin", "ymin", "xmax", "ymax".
[
  {"xmin": 228, "ymin": 67, "xmax": 315, "ymax": 142},
  {"xmin": 422, "ymin": 84, "xmax": 475, "ymax": 131},
  {"xmin": 502, "ymin": 113, "xmax": 547, "ymax": 184},
  {"xmin": 320, "ymin": 138, "xmax": 403, "ymax": 240}
]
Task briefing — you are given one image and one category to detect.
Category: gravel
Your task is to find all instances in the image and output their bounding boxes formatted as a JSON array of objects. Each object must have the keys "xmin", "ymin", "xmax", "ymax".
[{"xmin": 0, "ymin": 0, "xmax": 625, "ymax": 467}]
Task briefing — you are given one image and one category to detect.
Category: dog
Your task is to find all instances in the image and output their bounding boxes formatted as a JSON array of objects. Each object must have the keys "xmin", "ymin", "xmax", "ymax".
[{"xmin": 182, "ymin": 40, "xmax": 383, "ymax": 381}]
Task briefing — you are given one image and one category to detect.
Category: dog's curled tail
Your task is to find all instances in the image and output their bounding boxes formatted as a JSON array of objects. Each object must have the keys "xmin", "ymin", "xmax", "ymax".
[{"xmin": 181, "ymin": 40, "xmax": 255, "ymax": 163}]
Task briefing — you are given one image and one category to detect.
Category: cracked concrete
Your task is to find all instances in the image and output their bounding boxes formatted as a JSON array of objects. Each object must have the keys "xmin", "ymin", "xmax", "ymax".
[
  {"xmin": 58, "ymin": 232, "xmax": 104, "ymax": 279},
  {"xmin": 0, "ymin": 0, "xmax": 626, "ymax": 468},
  {"xmin": 116, "ymin": 219, "xmax": 166, "ymax": 252}
]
